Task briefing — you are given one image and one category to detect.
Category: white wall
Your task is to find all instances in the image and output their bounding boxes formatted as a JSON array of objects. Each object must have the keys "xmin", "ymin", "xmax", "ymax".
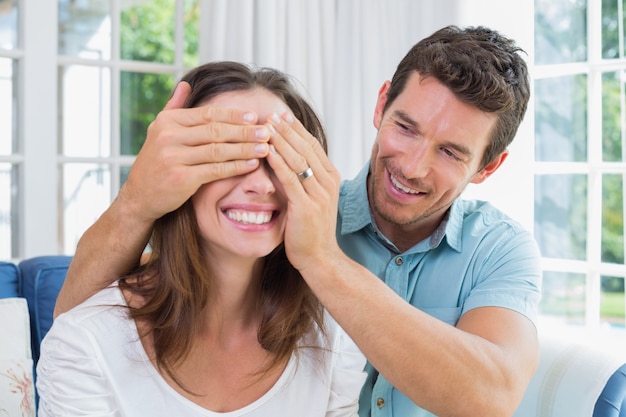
[{"xmin": 455, "ymin": 1, "xmax": 536, "ymax": 232}]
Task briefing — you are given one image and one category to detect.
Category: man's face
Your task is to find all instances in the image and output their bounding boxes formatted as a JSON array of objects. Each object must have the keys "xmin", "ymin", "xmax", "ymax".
[{"xmin": 368, "ymin": 73, "xmax": 504, "ymax": 248}]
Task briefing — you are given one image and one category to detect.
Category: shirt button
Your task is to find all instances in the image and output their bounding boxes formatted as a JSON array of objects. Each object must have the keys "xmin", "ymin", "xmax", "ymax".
[
  {"xmin": 395, "ymin": 256, "xmax": 403, "ymax": 265},
  {"xmin": 377, "ymin": 397, "xmax": 385, "ymax": 408}
]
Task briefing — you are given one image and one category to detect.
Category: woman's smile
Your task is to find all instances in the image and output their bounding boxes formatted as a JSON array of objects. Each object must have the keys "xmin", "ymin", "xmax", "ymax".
[{"xmin": 224, "ymin": 208, "xmax": 275, "ymax": 225}]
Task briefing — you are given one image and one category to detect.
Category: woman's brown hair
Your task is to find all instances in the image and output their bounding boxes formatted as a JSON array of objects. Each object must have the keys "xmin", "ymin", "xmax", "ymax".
[{"xmin": 118, "ymin": 61, "xmax": 327, "ymax": 391}]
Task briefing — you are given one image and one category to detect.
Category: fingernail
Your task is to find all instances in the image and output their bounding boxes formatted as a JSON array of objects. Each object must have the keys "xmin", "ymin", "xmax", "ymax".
[
  {"xmin": 271, "ymin": 113, "xmax": 281, "ymax": 124},
  {"xmin": 284, "ymin": 113, "xmax": 294, "ymax": 124},
  {"xmin": 269, "ymin": 144, "xmax": 277, "ymax": 154},
  {"xmin": 246, "ymin": 158, "xmax": 259, "ymax": 166},
  {"xmin": 268, "ymin": 124, "xmax": 276, "ymax": 134},
  {"xmin": 255, "ymin": 143, "xmax": 268, "ymax": 154},
  {"xmin": 243, "ymin": 112, "xmax": 255, "ymax": 123},
  {"xmin": 255, "ymin": 127, "xmax": 268, "ymax": 139}
]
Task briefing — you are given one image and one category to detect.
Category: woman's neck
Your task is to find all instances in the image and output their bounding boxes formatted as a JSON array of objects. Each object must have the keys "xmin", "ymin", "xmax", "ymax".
[{"xmin": 202, "ymin": 253, "xmax": 265, "ymax": 331}]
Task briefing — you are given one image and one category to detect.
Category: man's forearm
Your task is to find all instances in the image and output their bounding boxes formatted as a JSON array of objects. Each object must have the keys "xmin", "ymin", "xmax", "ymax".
[
  {"xmin": 299, "ymin": 251, "xmax": 538, "ymax": 417},
  {"xmin": 54, "ymin": 197, "xmax": 153, "ymax": 317}
]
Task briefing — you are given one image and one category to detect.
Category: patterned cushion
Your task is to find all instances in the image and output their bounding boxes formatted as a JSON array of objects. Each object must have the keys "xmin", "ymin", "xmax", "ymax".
[{"xmin": 0, "ymin": 298, "xmax": 35, "ymax": 417}]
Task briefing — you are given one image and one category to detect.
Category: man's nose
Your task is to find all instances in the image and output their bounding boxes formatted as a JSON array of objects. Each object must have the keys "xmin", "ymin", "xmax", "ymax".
[{"xmin": 402, "ymin": 141, "xmax": 433, "ymax": 179}]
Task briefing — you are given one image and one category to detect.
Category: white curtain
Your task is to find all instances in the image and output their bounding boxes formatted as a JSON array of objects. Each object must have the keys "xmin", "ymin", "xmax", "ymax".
[{"xmin": 199, "ymin": 0, "xmax": 461, "ymax": 180}]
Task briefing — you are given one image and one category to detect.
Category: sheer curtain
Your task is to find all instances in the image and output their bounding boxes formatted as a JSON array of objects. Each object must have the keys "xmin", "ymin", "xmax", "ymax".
[{"xmin": 199, "ymin": 0, "xmax": 459, "ymax": 180}]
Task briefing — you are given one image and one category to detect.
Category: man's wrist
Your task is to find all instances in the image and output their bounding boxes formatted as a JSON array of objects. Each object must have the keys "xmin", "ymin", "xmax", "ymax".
[{"xmin": 114, "ymin": 185, "xmax": 160, "ymax": 229}]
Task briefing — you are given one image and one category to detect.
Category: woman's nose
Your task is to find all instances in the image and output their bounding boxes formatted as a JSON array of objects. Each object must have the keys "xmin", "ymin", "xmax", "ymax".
[{"xmin": 242, "ymin": 162, "xmax": 276, "ymax": 195}]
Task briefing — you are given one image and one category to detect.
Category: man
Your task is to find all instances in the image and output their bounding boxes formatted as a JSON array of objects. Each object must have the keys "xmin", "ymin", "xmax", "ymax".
[{"xmin": 55, "ymin": 25, "xmax": 541, "ymax": 417}]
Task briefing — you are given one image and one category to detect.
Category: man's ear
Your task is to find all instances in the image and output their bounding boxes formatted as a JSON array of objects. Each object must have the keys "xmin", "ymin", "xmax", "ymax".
[
  {"xmin": 471, "ymin": 151, "xmax": 509, "ymax": 184},
  {"xmin": 373, "ymin": 81, "xmax": 391, "ymax": 129}
]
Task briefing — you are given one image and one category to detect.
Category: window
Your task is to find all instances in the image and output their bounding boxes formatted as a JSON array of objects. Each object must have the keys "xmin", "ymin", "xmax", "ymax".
[
  {"xmin": 0, "ymin": 0, "xmax": 199, "ymax": 260},
  {"xmin": 57, "ymin": 0, "xmax": 198, "ymax": 254},
  {"xmin": 534, "ymin": 0, "xmax": 626, "ymax": 330},
  {"xmin": 0, "ymin": 0, "xmax": 18, "ymax": 259}
]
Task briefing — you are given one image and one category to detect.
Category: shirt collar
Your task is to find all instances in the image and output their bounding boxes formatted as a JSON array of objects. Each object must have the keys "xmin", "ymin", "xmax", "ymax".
[
  {"xmin": 339, "ymin": 163, "xmax": 373, "ymax": 235},
  {"xmin": 339, "ymin": 161, "xmax": 464, "ymax": 253},
  {"xmin": 441, "ymin": 199, "xmax": 463, "ymax": 252}
]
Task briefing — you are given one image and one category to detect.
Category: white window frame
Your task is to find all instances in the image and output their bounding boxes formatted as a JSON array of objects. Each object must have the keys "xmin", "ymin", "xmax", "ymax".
[
  {"xmin": 532, "ymin": 1, "xmax": 626, "ymax": 331},
  {"xmin": 6, "ymin": 0, "xmax": 194, "ymax": 260},
  {"xmin": 18, "ymin": 0, "xmax": 59, "ymax": 259}
]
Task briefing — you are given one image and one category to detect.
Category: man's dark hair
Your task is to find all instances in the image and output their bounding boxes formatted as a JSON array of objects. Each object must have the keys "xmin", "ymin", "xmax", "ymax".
[{"xmin": 383, "ymin": 25, "xmax": 530, "ymax": 169}]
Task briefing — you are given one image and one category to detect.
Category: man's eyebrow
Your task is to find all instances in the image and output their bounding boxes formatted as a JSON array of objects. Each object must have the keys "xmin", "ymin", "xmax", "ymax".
[{"xmin": 393, "ymin": 110, "xmax": 474, "ymax": 158}]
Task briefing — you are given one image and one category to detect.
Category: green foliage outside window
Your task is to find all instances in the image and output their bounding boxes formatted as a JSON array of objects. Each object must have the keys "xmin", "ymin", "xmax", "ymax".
[
  {"xmin": 119, "ymin": 0, "xmax": 199, "ymax": 156},
  {"xmin": 602, "ymin": 0, "xmax": 621, "ymax": 59}
]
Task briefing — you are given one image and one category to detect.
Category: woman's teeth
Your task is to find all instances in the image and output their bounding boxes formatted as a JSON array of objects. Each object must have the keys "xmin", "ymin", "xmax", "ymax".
[
  {"xmin": 226, "ymin": 210, "xmax": 273, "ymax": 225},
  {"xmin": 390, "ymin": 175, "xmax": 419, "ymax": 194}
]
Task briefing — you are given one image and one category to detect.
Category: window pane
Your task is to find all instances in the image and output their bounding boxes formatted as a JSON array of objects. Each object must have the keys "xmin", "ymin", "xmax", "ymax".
[
  {"xmin": 535, "ymin": 174, "xmax": 587, "ymax": 260},
  {"xmin": 0, "ymin": 163, "xmax": 17, "ymax": 259},
  {"xmin": 535, "ymin": 75, "xmax": 588, "ymax": 162},
  {"xmin": 623, "ymin": 0, "xmax": 626, "ymax": 58},
  {"xmin": 120, "ymin": 71, "xmax": 174, "ymax": 156},
  {"xmin": 535, "ymin": 0, "xmax": 587, "ymax": 65},
  {"xmin": 62, "ymin": 163, "xmax": 111, "ymax": 254},
  {"xmin": 602, "ymin": 0, "xmax": 621, "ymax": 58},
  {"xmin": 183, "ymin": 0, "xmax": 200, "ymax": 68},
  {"xmin": 0, "ymin": 58, "xmax": 15, "ymax": 155},
  {"xmin": 121, "ymin": 0, "xmax": 176, "ymax": 64},
  {"xmin": 603, "ymin": 71, "xmax": 623, "ymax": 161},
  {"xmin": 60, "ymin": 65, "xmax": 111, "ymax": 157},
  {"xmin": 602, "ymin": 174, "xmax": 624, "ymax": 264},
  {"xmin": 541, "ymin": 271, "xmax": 586, "ymax": 325},
  {"xmin": 58, "ymin": 0, "xmax": 111, "ymax": 59},
  {"xmin": 601, "ymin": 276, "xmax": 625, "ymax": 329},
  {"xmin": 0, "ymin": 0, "xmax": 17, "ymax": 50}
]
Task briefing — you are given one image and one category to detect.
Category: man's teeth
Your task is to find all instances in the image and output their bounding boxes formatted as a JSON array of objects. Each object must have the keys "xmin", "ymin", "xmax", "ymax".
[
  {"xmin": 226, "ymin": 210, "xmax": 273, "ymax": 225},
  {"xmin": 390, "ymin": 175, "xmax": 419, "ymax": 194}
]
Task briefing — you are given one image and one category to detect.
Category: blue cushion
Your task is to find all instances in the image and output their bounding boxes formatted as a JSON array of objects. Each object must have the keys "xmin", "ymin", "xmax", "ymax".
[
  {"xmin": 18, "ymin": 255, "xmax": 72, "ymax": 363},
  {"xmin": 594, "ymin": 364, "xmax": 626, "ymax": 417},
  {"xmin": 0, "ymin": 261, "xmax": 20, "ymax": 298}
]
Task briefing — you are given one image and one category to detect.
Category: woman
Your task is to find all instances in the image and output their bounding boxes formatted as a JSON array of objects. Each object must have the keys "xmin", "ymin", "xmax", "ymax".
[{"xmin": 36, "ymin": 62, "xmax": 366, "ymax": 416}]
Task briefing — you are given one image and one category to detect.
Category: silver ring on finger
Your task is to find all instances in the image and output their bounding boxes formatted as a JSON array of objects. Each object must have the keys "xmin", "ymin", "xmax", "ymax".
[{"xmin": 297, "ymin": 167, "xmax": 314, "ymax": 181}]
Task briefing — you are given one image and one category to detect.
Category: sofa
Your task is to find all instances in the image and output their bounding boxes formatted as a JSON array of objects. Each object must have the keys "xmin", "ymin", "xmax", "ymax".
[
  {"xmin": 0, "ymin": 255, "xmax": 625, "ymax": 417},
  {"xmin": 0, "ymin": 256, "xmax": 72, "ymax": 417}
]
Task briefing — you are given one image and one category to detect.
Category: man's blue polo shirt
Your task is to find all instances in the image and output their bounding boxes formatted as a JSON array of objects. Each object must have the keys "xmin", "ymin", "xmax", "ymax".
[{"xmin": 336, "ymin": 164, "xmax": 542, "ymax": 417}]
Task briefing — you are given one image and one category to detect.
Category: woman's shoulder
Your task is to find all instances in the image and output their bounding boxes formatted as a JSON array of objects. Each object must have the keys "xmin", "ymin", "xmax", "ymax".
[
  {"xmin": 55, "ymin": 283, "xmax": 127, "ymax": 325},
  {"xmin": 297, "ymin": 309, "xmax": 340, "ymax": 350},
  {"xmin": 41, "ymin": 283, "xmax": 138, "ymax": 366},
  {"xmin": 298, "ymin": 309, "xmax": 365, "ymax": 370},
  {"xmin": 281, "ymin": 310, "xmax": 366, "ymax": 414}
]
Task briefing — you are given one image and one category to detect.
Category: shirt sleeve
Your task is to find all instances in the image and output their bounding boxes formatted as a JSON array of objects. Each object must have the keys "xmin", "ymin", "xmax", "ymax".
[
  {"xmin": 36, "ymin": 314, "xmax": 120, "ymax": 417},
  {"xmin": 325, "ymin": 320, "xmax": 368, "ymax": 417},
  {"xmin": 462, "ymin": 224, "xmax": 543, "ymax": 324}
]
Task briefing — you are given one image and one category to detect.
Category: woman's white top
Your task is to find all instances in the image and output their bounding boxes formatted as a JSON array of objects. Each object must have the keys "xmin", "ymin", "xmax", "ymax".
[{"xmin": 36, "ymin": 285, "xmax": 367, "ymax": 417}]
